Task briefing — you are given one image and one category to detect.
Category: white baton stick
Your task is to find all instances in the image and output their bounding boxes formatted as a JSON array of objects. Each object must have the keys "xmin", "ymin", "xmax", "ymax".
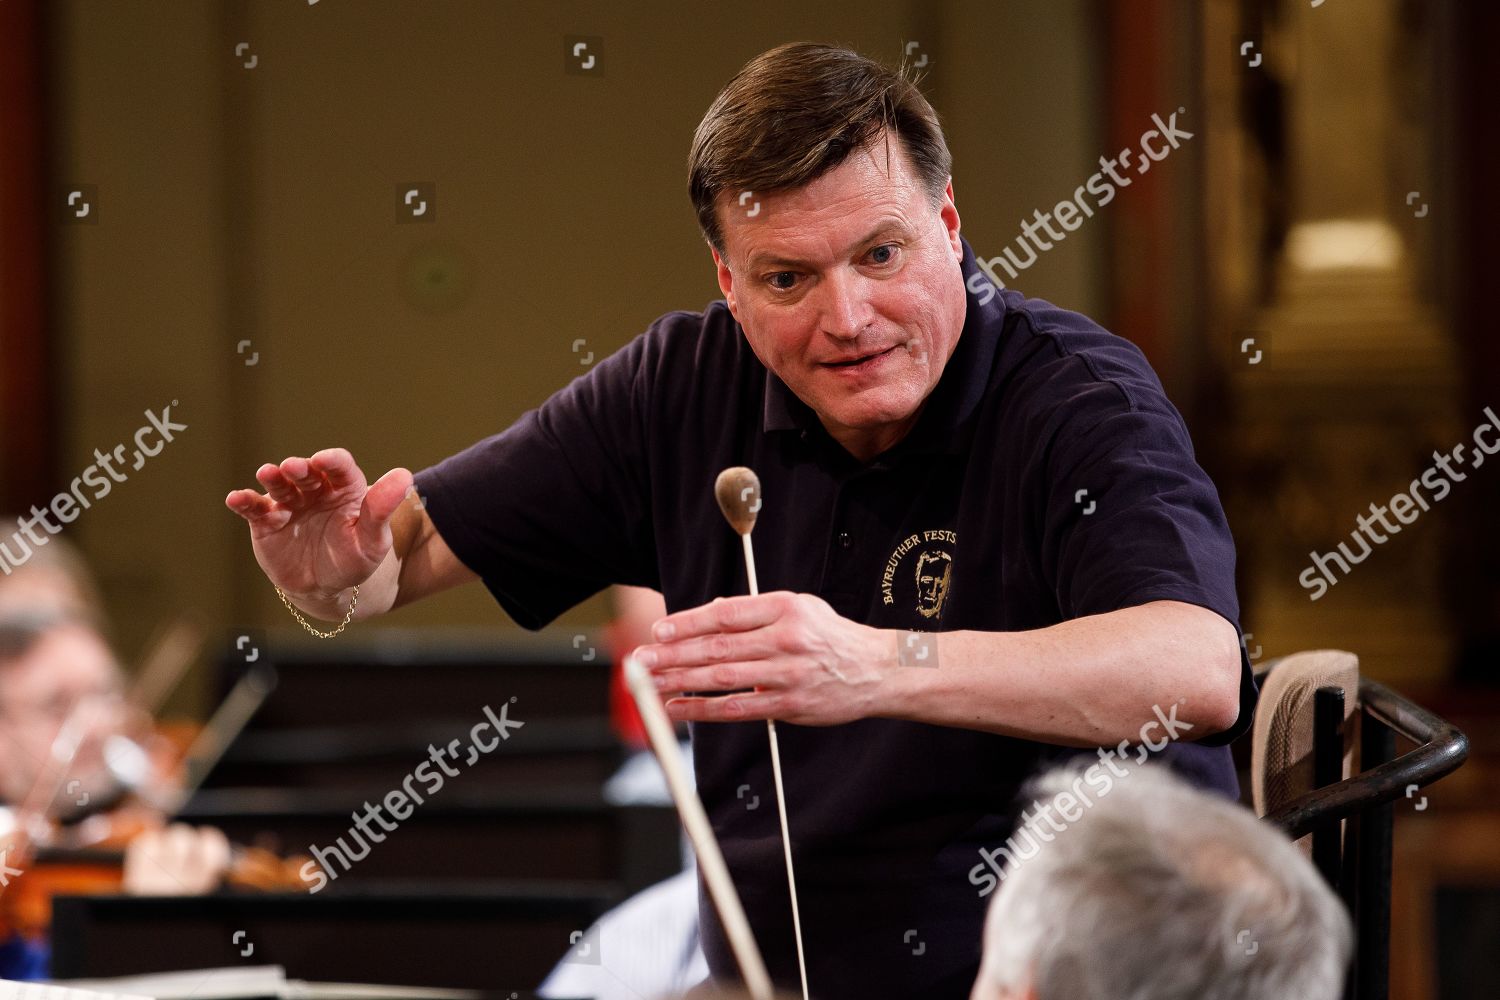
[{"xmin": 715, "ymin": 466, "xmax": 811, "ymax": 1000}]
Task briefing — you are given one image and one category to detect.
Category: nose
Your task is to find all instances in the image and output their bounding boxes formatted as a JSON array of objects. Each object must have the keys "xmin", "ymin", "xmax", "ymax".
[
  {"xmin": 59, "ymin": 691, "xmax": 126, "ymax": 750},
  {"xmin": 69, "ymin": 700, "xmax": 119, "ymax": 754},
  {"xmin": 817, "ymin": 268, "xmax": 874, "ymax": 341}
]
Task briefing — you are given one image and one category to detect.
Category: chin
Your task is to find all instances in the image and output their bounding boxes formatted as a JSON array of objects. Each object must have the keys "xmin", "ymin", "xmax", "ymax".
[
  {"xmin": 825, "ymin": 397, "xmax": 920, "ymax": 432},
  {"xmin": 855, "ymin": 383, "xmax": 925, "ymax": 417}
]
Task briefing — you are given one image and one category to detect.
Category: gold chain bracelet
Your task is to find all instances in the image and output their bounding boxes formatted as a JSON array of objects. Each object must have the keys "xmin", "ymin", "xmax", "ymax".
[{"xmin": 275, "ymin": 585, "xmax": 359, "ymax": 639}]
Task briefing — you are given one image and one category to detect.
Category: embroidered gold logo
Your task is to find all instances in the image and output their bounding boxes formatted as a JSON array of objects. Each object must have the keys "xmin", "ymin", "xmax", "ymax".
[{"xmin": 881, "ymin": 529, "xmax": 957, "ymax": 619}]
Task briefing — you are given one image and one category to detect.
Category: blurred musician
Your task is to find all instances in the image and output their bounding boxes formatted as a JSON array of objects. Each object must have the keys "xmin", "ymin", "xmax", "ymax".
[{"xmin": 0, "ymin": 537, "xmax": 231, "ymax": 978}]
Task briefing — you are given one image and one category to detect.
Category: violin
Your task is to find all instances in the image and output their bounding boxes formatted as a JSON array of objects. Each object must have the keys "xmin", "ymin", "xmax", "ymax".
[
  {"xmin": 0, "ymin": 619, "xmax": 303, "ymax": 945},
  {"xmin": 0, "ymin": 826, "xmax": 311, "ymax": 942}
]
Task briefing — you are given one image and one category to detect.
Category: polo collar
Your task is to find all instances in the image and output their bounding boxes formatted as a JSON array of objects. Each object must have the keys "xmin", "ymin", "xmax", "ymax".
[{"xmin": 758, "ymin": 234, "xmax": 1004, "ymax": 460}]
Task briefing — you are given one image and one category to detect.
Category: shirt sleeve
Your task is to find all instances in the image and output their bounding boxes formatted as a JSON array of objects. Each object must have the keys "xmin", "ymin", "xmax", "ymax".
[
  {"xmin": 411, "ymin": 333, "xmax": 659, "ymax": 631},
  {"xmin": 1037, "ymin": 366, "xmax": 1257, "ymax": 746}
]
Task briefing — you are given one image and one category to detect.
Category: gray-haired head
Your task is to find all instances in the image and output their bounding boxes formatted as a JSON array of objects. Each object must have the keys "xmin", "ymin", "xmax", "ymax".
[{"xmin": 971, "ymin": 761, "xmax": 1353, "ymax": 1000}]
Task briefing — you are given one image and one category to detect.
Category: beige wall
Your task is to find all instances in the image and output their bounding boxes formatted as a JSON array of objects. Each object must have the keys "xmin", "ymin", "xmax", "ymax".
[
  {"xmin": 51, "ymin": 0, "xmax": 236, "ymax": 713},
  {"xmin": 926, "ymin": 0, "xmax": 1104, "ymax": 317},
  {"xmin": 48, "ymin": 0, "xmax": 1103, "ymax": 713}
]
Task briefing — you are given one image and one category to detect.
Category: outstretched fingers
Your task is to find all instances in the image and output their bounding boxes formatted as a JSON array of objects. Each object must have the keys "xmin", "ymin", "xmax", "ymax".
[
  {"xmin": 233, "ymin": 454, "xmax": 338, "ymax": 524},
  {"xmin": 224, "ymin": 488, "xmax": 276, "ymax": 521},
  {"xmin": 278, "ymin": 455, "xmax": 328, "ymax": 498},
  {"xmin": 254, "ymin": 462, "xmax": 303, "ymax": 506},
  {"xmin": 309, "ymin": 447, "xmax": 364, "ymax": 492}
]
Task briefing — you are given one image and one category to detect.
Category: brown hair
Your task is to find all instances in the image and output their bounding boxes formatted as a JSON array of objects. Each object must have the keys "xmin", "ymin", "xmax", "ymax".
[
  {"xmin": 688, "ymin": 42, "xmax": 952, "ymax": 256},
  {"xmin": 0, "ymin": 525, "xmax": 107, "ymax": 629}
]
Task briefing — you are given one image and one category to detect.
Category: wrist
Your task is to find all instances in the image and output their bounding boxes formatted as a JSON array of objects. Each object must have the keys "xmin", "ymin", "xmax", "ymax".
[
  {"xmin": 864, "ymin": 626, "xmax": 906, "ymax": 717},
  {"xmin": 288, "ymin": 586, "xmax": 353, "ymax": 616},
  {"xmin": 276, "ymin": 584, "xmax": 361, "ymax": 638},
  {"xmin": 874, "ymin": 627, "xmax": 943, "ymax": 720}
]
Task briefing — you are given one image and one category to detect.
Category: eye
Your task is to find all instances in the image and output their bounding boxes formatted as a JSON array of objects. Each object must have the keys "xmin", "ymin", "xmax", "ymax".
[
  {"xmin": 867, "ymin": 243, "xmax": 900, "ymax": 266},
  {"xmin": 766, "ymin": 271, "xmax": 799, "ymax": 291}
]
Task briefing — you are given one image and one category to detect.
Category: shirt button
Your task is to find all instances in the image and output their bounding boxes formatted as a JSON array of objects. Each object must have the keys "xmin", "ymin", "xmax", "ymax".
[{"xmin": 838, "ymin": 532, "xmax": 852, "ymax": 548}]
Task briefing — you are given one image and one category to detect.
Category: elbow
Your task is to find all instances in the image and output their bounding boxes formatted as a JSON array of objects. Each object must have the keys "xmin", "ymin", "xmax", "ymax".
[
  {"xmin": 1196, "ymin": 643, "xmax": 1243, "ymax": 737},
  {"xmin": 1200, "ymin": 683, "xmax": 1241, "ymax": 737},
  {"xmin": 1153, "ymin": 602, "xmax": 1245, "ymax": 737}
]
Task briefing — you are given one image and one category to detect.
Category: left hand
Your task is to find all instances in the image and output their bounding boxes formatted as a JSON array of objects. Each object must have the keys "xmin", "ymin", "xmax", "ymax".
[
  {"xmin": 635, "ymin": 591, "xmax": 892, "ymax": 725},
  {"xmin": 123, "ymin": 823, "xmax": 231, "ymax": 895}
]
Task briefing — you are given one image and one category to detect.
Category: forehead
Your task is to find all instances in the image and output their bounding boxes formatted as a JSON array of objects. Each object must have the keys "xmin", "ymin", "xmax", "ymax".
[{"xmin": 718, "ymin": 135, "xmax": 928, "ymax": 268}]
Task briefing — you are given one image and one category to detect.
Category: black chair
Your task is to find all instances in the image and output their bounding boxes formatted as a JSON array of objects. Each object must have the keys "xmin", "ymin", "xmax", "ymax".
[{"xmin": 1252, "ymin": 653, "xmax": 1469, "ymax": 1000}]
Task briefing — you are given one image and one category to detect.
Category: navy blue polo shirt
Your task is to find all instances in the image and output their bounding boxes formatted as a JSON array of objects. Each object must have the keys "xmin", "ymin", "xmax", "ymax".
[{"xmin": 413, "ymin": 235, "xmax": 1257, "ymax": 1000}]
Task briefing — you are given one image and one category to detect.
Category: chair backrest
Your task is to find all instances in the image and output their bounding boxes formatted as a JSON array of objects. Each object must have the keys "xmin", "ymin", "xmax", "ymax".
[{"xmin": 1252, "ymin": 650, "xmax": 1361, "ymax": 850}]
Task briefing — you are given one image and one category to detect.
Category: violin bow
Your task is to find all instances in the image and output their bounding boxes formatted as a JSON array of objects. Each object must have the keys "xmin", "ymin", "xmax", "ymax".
[{"xmin": 622, "ymin": 649, "xmax": 774, "ymax": 1000}]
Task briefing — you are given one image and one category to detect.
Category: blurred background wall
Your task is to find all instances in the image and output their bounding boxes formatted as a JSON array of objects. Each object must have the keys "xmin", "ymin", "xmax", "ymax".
[{"xmin": 8, "ymin": 0, "xmax": 1111, "ymax": 676}]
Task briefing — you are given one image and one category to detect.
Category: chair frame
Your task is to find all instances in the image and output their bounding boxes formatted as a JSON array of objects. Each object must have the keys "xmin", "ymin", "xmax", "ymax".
[{"xmin": 1255, "ymin": 668, "xmax": 1469, "ymax": 1000}]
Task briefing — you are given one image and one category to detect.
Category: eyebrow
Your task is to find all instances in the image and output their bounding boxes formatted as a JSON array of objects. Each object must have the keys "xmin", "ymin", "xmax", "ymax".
[{"xmin": 742, "ymin": 220, "xmax": 909, "ymax": 272}]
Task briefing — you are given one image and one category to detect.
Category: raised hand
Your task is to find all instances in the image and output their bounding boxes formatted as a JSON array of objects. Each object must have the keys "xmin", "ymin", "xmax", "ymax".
[{"xmin": 224, "ymin": 448, "xmax": 412, "ymax": 607}]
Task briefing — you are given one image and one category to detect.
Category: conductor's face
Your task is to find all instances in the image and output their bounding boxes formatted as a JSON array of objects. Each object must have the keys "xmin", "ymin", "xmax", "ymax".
[{"xmin": 711, "ymin": 132, "xmax": 967, "ymax": 463}]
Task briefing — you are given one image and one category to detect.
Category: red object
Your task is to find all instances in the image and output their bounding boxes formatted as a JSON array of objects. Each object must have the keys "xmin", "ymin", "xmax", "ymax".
[
  {"xmin": 604, "ymin": 619, "xmax": 649, "ymax": 750},
  {"xmin": 0, "ymin": 0, "xmax": 57, "ymax": 512}
]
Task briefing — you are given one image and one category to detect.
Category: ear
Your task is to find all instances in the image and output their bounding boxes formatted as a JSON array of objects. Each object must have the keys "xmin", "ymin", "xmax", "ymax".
[
  {"xmin": 939, "ymin": 176, "xmax": 962, "ymax": 261},
  {"xmin": 710, "ymin": 243, "xmax": 740, "ymax": 321}
]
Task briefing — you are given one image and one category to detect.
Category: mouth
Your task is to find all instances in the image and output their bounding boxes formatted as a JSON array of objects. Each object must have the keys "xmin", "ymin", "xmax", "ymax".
[{"xmin": 822, "ymin": 345, "xmax": 899, "ymax": 371}]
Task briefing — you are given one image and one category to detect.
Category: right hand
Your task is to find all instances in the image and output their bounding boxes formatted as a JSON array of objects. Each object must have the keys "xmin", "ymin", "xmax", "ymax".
[{"xmin": 224, "ymin": 448, "xmax": 413, "ymax": 602}]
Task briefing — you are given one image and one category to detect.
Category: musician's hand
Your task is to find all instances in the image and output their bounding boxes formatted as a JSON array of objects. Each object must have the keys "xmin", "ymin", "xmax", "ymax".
[
  {"xmin": 635, "ymin": 591, "xmax": 893, "ymax": 725},
  {"xmin": 123, "ymin": 823, "xmax": 231, "ymax": 895},
  {"xmin": 223, "ymin": 448, "xmax": 411, "ymax": 605}
]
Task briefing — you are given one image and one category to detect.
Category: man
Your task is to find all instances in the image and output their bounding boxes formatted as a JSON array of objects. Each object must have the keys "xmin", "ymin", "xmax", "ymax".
[
  {"xmin": 970, "ymin": 763, "xmax": 1353, "ymax": 1000},
  {"xmin": 0, "ymin": 611, "xmax": 135, "ymax": 813},
  {"xmin": 225, "ymin": 42, "xmax": 1255, "ymax": 998},
  {"xmin": 0, "ymin": 525, "xmax": 105, "ymax": 626},
  {"xmin": 0, "ymin": 611, "xmax": 231, "ymax": 978}
]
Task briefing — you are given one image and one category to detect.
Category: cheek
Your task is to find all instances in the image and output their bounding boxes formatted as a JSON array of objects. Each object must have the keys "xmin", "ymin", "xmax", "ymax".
[
  {"xmin": 747, "ymin": 313, "xmax": 814, "ymax": 366},
  {"xmin": 882, "ymin": 284, "xmax": 942, "ymax": 341},
  {"xmin": 17, "ymin": 721, "xmax": 52, "ymax": 756}
]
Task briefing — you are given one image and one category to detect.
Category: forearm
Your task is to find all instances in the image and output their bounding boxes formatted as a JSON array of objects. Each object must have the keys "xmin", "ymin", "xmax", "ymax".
[{"xmin": 874, "ymin": 600, "xmax": 1242, "ymax": 746}]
